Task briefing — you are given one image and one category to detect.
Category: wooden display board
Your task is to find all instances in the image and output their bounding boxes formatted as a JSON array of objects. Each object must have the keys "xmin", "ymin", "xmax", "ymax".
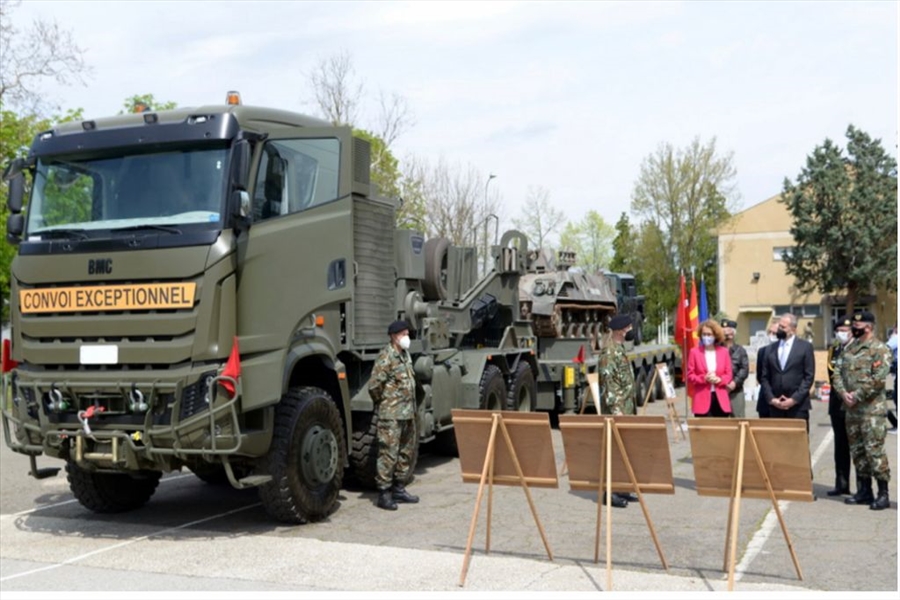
[
  {"xmin": 452, "ymin": 409, "xmax": 557, "ymax": 586},
  {"xmin": 558, "ymin": 414, "xmax": 674, "ymax": 590},
  {"xmin": 687, "ymin": 418, "xmax": 814, "ymax": 590},
  {"xmin": 656, "ymin": 363, "xmax": 685, "ymax": 440}
]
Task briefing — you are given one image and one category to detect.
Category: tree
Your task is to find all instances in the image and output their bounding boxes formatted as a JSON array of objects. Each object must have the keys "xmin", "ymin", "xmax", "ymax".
[
  {"xmin": 558, "ymin": 211, "xmax": 614, "ymax": 273},
  {"xmin": 511, "ymin": 185, "xmax": 566, "ymax": 250},
  {"xmin": 120, "ymin": 93, "xmax": 177, "ymax": 114},
  {"xmin": 306, "ymin": 49, "xmax": 363, "ymax": 127},
  {"xmin": 780, "ymin": 125, "xmax": 898, "ymax": 313},
  {"xmin": 609, "ymin": 212, "xmax": 635, "ymax": 273},
  {"xmin": 0, "ymin": 0, "xmax": 91, "ymax": 114},
  {"xmin": 630, "ymin": 136, "xmax": 735, "ymax": 330}
]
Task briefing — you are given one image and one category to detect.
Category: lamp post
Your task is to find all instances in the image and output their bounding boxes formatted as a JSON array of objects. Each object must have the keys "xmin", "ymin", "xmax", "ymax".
[{"xmin": 483, "ymin": 174, "xmax": 496, "ymax": 274}]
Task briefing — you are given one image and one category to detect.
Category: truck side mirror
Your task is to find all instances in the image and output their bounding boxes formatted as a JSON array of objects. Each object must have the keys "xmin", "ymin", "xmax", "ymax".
[
  {"xmin": 230, "ymin": 140, "xmax": 251, "ymax": 191},
  {"xmin": 7, "ymin": 171, "xmax": 25, "ymax": 213},
  {"xmin": 6, "ymin": 213, "xmax": 24, "ymax": 244}
]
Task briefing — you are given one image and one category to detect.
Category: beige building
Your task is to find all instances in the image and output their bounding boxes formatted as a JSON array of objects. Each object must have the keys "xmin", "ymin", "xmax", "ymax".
[{"xmin": 716, "ymin": 195, "xmax": 897, "ymax": 348}]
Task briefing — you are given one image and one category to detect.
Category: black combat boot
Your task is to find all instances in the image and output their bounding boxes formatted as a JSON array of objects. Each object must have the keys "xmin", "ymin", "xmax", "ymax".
[
  {"xmin": 602, "ymin": 493, "xmax": 628, "ymax": 508},
  {"xmin": 845, "ymin": 477, "xmax": 874, "ymax": 505},
  {"xmin": 392, "ymin": 484, "xmax": 419, "ymax": 504},
  {"xmin": 827, "ymin": 473, "xmax": 850, "ymax": 496},
  {"xmin": 622, "ymin": 492, "xmax": 640, "ymax": 502},
  {"xmin": 870, "ymin": 479, "xmax": 890, "ymax": 511},
  {"xmin": 377, "ymin": 489, "xmax": 398, "ymax": 511}
]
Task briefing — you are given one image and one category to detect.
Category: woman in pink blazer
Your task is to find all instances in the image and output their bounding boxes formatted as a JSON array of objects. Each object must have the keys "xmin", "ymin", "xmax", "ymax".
[{"xmin": 688, "ymin": 319, "xmax": 734, "ymax": 417}]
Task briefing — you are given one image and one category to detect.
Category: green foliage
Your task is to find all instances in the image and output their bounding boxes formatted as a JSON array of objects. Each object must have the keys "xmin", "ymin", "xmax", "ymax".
[
  {"xmin": 120, "ymin": 93, "xmax": 177, "ymax": 114},
  {"xmin": 559, "ymin": 210, "xmax": 614, "ymax": 273},
  {"xmin": 780, "ymin": 125, "xmax": 898, "ymax": 312},
  {"xmin": 609, "ymin": 212, "xmax": 635, "ymax": 273},
  {"xmin": 353, "ymin": 128, "xmax": 424, "ymax": 230},
  {"xmin": 629, "ymin": 136, "xmax": 735, "ymax": 332}
]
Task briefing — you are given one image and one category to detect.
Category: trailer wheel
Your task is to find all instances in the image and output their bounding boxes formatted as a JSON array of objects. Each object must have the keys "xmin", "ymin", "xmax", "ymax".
[
  {"xmin": 258, "ymin": 386, "xmax": 345, "ymax": 524},
  {"xmin": 423, "ymin": 237, "xmax": 450, "ymax": 301},
  {"xmin": 349, "ymin": 410, "xmax": 419, "ymax": 489},
  {"xmin": 66, "ymin": 462, "xmax": 161, "ymax": 513},
  {"xmin": 634, "ymin": 365, "xmax": 651, "ymax": 408},
  {"xmin": 479, "ymin": 365, "xmax": 507, "ymax": 410},
  {"xmin": 506, "ymin": 362, "xmax": 536, "ymax": 412}
]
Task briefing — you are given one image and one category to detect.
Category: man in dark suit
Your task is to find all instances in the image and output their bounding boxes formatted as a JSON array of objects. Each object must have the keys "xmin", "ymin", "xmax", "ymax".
[
  {"xmin": 755, "ymin": 321, "xmax": 780, "ymax": 417},
  {"xmin": 759, "ymin": 313, "xmax": 816, "ymax": 432}
]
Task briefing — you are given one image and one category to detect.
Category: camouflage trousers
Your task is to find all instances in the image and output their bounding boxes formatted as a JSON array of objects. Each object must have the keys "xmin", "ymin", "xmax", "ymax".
[
  {"xmin": 845, "ymin": 410, "xmax": 891, "ymax": 481},
  {"xmin": 375, "ymin": 418, "xmax": 416, "ymax": 491}
]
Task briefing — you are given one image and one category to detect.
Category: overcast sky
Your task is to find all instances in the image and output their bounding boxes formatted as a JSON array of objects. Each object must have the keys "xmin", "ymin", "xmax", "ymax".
[{"xmin": 11, "ymin": 0, "xmax": 899, "ymax": 239}]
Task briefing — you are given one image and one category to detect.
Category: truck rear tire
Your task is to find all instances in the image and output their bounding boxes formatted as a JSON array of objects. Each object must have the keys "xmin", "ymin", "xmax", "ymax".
[
  {"xmin": 506, "ymin": 362, "xmax": 536, "ymax": 412},
  {"xmin": 349, "ymin": 410, "xmax": 419, "ymax": 489},
  {"xmin": 258, "ymin": 386, "xmax": 345, "ymax": 524},
  {"xmin": 634, "ymin": 365, "xmax": 650, "ymax": 408},
  {"xmin": 479, "ymin": 365, "xmax": 507, "ymax": 410},
  {"xmin": 66, "ymin": 462, "xmax": 161, "ymax": 513},
  {"xmin": 423, "ymin": 237, "xmax": 450, "ymax": 301}
]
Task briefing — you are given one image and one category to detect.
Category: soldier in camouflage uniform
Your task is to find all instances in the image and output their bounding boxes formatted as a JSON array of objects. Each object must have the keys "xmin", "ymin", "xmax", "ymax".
[
  {"xmin": 721, "ymin": 319, "xmax": 749, "ymax": 418},
  {"xmin": 368, "ymin": 320, "xmax": 420, "ymax": 511},
  {"xmin": 832, "ymin": 311, "xmax": 893, "ymax": 511},
  {"xmin": 597, "ymin": 313, "xmax": 636, "ymax": 508}
]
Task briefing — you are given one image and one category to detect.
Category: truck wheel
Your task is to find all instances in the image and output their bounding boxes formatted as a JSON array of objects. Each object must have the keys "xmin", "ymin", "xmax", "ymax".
[
  {"xmin": 66, "ymin": 462, "xmax": 161, "ymax": 513},
  {"xmin": 258, "ymin": 386, "xmax": 345, "ymax": 524},
  {"xmin": 479, "ymin": 365, "xmax": 507, "ymax": 410},
  {"xmin": 506, "ymin": 362, "xmax": 536, "ymax": 412},
  {"xmin": 349, "ymin": 411, "xmax": 420, "ymax": 489},
  {"xmin": 634, "ymin": 366, "xmax": 650, "ymax": 408},
  {"xmin": 423, "ymin": 237, "xmax": 450, "ymax": 301}
]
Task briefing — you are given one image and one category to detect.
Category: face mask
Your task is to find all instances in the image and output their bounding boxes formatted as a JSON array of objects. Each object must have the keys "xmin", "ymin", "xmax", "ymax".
[
  {"xmin": 851, "ymin": 327, "xmax": 865, "ymax": 339},
  {"xmin": 701, "ymin": 335, "xmax": 715, "ymax": 347},
  {"xmin": 624, "ymin": 330, "xmax": 635, "ymax": 342},
  {"xmin": 835, "ymin": 331, "xmax": 850, "ymax": 344},
  {"xmin": 398, "ymin": 335, "xmax": 411, "ymax": 350},
  {"xmin": 768, "ymin": 334, "xmax": 778, "ymax": 343},
  {"xmin": 776, "ymin": 329, "xmax": 788, "ymax": 340}
]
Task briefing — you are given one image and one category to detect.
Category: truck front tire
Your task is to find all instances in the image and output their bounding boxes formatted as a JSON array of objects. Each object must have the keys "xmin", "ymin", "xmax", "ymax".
[
  {"xmin": 506, "ymin": 362, "xmax": 536, "ymax": 412},
  {"xmin": 66, "ymin": 462, "xmax": 161, "ymax": 513},
  {"xmin": 258, "ymin": 386, "xmax": 345, "ymax": 524}
]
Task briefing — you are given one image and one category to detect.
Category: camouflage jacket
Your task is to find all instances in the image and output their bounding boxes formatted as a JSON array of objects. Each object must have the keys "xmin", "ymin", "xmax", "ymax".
[
  {"xmin": 832, "ymin": 337, "xmax": 892, "ymax": 415},
  {"xmin": 598, "ymin": 341, "xmax": 635, "ymax": 415},
  {"xmin": 369, "ymin": 343, "xmax": 416, "ymax": 420},
  {"xmin": 727, "ymin": 344, "xmax": 749, "ymax": 391}
]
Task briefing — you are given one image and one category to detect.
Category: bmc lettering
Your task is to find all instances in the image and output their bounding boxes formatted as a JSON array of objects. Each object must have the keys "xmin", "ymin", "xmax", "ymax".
[{"xmin": 88, "ymin": 258, "xmax": 113, "ymax": 275}]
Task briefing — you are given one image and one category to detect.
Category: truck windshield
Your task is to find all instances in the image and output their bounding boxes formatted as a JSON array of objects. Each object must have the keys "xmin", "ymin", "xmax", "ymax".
[{"xmin": 25, "ymin": 146, "xmax": 228, "ymax": 238}]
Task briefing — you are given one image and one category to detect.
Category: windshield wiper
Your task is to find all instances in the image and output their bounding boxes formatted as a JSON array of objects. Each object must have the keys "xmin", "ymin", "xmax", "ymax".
[
  {"xmin": 29, "ymin": 228, "xmax": 89, "ymax": 240},
  {"xmin": 108, "ymin": 224, "xmax": 182, "ymax": 235}
]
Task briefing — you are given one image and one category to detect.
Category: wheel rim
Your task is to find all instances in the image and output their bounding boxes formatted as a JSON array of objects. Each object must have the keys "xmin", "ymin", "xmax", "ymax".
[{"xmin": 299, "ymin": 424, "xmax": 339, "ymax": 486}]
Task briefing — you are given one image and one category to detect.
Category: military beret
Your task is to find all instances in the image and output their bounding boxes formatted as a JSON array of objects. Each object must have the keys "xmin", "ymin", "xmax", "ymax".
[
  {"xmin": 387, "ymin": 320, "xmax": 410, "ymax": 335},
  {"xmin": 720, "ymin": 319, "xmax": 737, "ymax": 329},
  {"xmin": 834, "ymin": 318, "xmax": 852, "ymax": 331},
  {"xmin": 852, "ymin": 311, "xmax": 876, "ymax": 325},
  {"xmin": 608, "ymin": 314, "xmax": 632, "ymax": 330}
]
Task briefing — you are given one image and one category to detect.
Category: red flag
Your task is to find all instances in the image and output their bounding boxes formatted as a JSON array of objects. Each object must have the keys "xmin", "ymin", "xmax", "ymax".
[
  {"xmin": 572, "ymin": 344, "xmax": 586, "ymax": 364},
  {"xmin": 220, "ymin": 336, "xmax": 241, "ymax": 398},
  {"xmin": 1, "ymin": 338, "xmax": 18, "ymax": 373},
  {"xmin": 674, "ymin": 273, "xmax": 687, "ymax": 346},
  {"xmin": 688, "ymin": 277, "xmax": 699, "ymax": 351}
]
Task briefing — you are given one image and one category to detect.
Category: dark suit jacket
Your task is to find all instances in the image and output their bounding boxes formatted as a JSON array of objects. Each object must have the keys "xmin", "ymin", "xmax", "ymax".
[{"xmin": 759, "ymin": 336, "xmax": 815, "ymax": 418}]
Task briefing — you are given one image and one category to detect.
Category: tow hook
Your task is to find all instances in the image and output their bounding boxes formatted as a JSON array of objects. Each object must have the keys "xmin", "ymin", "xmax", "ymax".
[{"xmin": 77, "ymin": 404, "xmax": 105, "ymax": 436}]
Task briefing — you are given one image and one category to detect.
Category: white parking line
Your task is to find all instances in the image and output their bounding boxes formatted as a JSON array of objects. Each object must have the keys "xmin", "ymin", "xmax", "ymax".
[
  {"xmin": 733, "ymin": 428, "xmax": 833, "ymax": 581},
  {"xmin": 0, "ymin": 501, "xmax": 261, "ymax": 582},
  {"xmin": 0, "ymin": 473, "xmax": 194, "ymax": 520}
]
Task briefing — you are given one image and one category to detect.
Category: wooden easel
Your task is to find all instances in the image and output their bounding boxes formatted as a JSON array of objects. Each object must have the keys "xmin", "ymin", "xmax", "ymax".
[
  {"xmin": 453, "ymin": 410, "xmax": 555, "ymax": 587},
  {"xmin": 654, "ymin": 363, "xmax": 685, "ymax": 440},
  {"xmin": 688, "ymin": 419, "xmax": 812, "ymax": 591},
  {"xmin": 559, "ymin": 415, "xmax": 674, "ymax": 590}
]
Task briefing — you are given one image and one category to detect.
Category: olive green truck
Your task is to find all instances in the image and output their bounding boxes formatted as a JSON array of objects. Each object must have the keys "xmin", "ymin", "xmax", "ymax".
[{"xmin": 1, "ymin": 96, "xmax": 548, "ymax": 524}]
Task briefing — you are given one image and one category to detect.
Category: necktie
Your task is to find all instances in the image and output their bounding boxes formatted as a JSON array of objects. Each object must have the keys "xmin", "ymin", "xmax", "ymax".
[{"xmin": 779, "ymin": 342, "xmax": 787, "ymax": 369}]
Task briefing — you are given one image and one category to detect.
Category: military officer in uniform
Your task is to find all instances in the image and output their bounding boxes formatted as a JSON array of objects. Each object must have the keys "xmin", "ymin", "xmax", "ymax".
[
  {"xmin": 368, "ymin": 320, "xmax": 420, "ymax": 511},
  {"xmin": 598, "ymin": 313, "xmax": 637, "ymax": 508},
  {"xmin": 721, "ymin": 319, "xmax": 749, "ymax": 418},
  {"xmin": 833, "ymin": 311, "xmax": 893, "ymax": 511},
  {"xmin": 826, "ymin": 318, "xmax": 854, "ymax": 496}
]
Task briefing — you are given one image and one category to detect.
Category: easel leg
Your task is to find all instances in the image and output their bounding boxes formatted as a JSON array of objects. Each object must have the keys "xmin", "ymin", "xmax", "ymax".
[
  {"xmin": 594, "ymin": 423, "xmax": 607, "ymax": 564},
  {"xmin": 639, "ymin": 369, "xmax": 658, "ymax": 416},
  {"xmin": 612, "ymin": 424, "xmax": 668, "ymax": 571},
  {"xmin": 605, "ymin": 417, "xmax": 613, "ymax": 591},
  {"xmin": 723, "ymin": 426, "xmax": 741, "ymax": 572},
  {"xmin": 498, "ymin": 418, "xmax": 553, "ymax": 561},
  {"xmin": 726, "ymin": 423, "xmax": 748, "ymax": 591},
  {"xmin": 459, "ymin": 415, "xmax": 499, "ymax": 587},
  {"xmin": 748, "ymin": 430, "xmax": 804, "ymax": 580},
  {"xmin": 486, "ymin": 428, "xmax": 495, "ymax": 555}
]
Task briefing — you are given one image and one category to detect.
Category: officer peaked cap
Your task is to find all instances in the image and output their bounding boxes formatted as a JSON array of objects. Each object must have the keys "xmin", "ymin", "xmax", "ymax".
[
  {"xmin": 834, "ymin": 318, "xmax": 852, "ymax": 331},
  {"xmin": 720, "ymin": 319, "xmax": 737, "ymax": 329},
  {"xmin": 387, "ymin": 320, "xmax": 410, "ymax": 335},
  {"xmin": 852, "ymin": 311, "xmax": 875, "ymax": 325},
  {"xmin": 608, "ymin": 314, "xmax": 632, "ymax": 330}
]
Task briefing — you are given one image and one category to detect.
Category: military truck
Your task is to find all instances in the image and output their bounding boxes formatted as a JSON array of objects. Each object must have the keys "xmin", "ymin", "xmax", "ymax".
[
  {"xmin": 518, "ymin": 249, "xmax": 678, "ymax": 410},
  {"xmin": 1, "ymin": 94, "xmax": 538, "ymax": 524}
]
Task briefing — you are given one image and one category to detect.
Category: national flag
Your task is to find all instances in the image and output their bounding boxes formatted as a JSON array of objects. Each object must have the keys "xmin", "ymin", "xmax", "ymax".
[
  {"xmin": 688, "ymin": 277, "xmax": 699, "ymax": 349},
  {"xmin": 674, "ymin": 272, "xmax": 687, "ymax": 347},
  {"xmin": 699, "ymin": 276, "xmax": 709, "ymax": 323},
  {"xmin": 220, "ymin": 336, "xmax": 241, "ymax": 398}
]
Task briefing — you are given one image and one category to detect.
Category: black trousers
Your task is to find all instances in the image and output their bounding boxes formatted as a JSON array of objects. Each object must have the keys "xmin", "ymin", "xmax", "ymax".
[{"xmin": 829, "ymin": 410, "xmax": 851, "ymax": 481}]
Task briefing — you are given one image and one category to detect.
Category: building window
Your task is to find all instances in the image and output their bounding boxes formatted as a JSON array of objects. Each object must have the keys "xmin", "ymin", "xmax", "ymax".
[
  {"xmin": 773, "ymin": 246, "xmax": 793, "ymax": 261},
  {"xmin": 802, "ymin": 305, "xmax": 822, "ymax": 317}
]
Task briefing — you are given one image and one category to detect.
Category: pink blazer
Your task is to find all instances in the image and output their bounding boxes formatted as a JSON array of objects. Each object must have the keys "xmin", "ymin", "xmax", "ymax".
[{"xmin": 687, "ymin": 345, "xmax": 734, "ymax": 415}]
